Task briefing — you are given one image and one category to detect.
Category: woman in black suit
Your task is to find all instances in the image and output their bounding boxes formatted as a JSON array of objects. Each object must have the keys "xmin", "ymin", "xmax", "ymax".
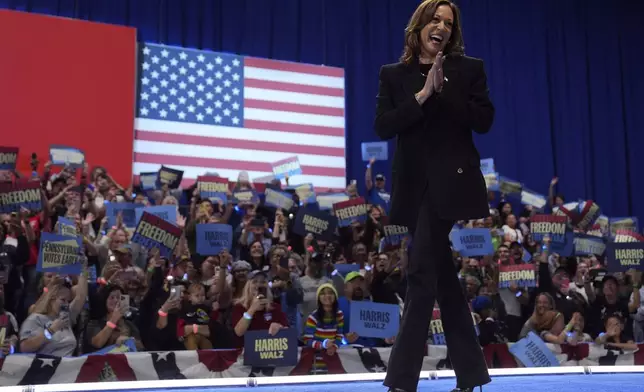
[{"xmin": 376, "ymin": 1, "xmax": 494, "ymax": 392}]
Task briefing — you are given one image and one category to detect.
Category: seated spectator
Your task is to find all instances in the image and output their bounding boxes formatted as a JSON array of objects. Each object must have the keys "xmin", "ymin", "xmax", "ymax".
[
  {"xmin": 595, "ymin": 314, "xmax": 637, "ymax": 350},
  {"xmin": 231, "ymin": 271, "xmax": 288, "ymax": 348},
  {"xmin": 471, "ymin": 295, "xmax": 508, "ymax": 346},
  {"xmin": 303, "ymin": 283, "xmax": 344, "ymax": 374},
  {"xmin": 84, "ymin": 285, "xmax": 144, "ymax": 353},
  {"xmin": 565, "ymin": 312, "xmax": 592, "ymax": 345},
  {"xmin": 0, "ymin": 284, "xmax": 19, "ymax": 356}
]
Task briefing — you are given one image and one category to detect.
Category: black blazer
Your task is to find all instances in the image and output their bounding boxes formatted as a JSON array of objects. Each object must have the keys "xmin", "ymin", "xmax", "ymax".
[{"xmin": 374, "ymin": 55, "xmax": 494, "ymax": 233}]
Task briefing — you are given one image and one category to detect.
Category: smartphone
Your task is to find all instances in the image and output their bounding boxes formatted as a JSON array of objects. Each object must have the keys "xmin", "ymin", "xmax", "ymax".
[
  {"xmin": 59, "ymin": 303, "xmax": 70, "ymax": 321},
  {"xmin": 170, "ymin": 285, "xmax": 184, "ymax": 300},
  {"xmin": 120, "ymin": 295, "xmax": 130, "ymax": 311},
  {"xmin": 257, "ymin": 286, "xmax": 268, "ymax": 297}
]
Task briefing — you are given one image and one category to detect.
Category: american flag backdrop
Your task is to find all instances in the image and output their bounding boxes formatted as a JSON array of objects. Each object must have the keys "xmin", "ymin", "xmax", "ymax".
[{"xmin": 133, "ymin": 43, "xmax": 346, "ymax": 190}]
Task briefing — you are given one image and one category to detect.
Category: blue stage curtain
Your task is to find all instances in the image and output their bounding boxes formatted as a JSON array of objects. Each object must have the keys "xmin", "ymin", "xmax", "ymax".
[{"xmin": 3, "ymin": 0, "xmax": 643, "ymax": 222}]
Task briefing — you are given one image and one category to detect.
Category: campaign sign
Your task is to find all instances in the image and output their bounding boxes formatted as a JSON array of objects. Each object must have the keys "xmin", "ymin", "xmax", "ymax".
[
  {"xmin": 197, "ymin": 175, "xmax": 229, "ymax": 203},
  {"xmin": 498, "ymin": 264, "xmax": 537, "ymax": 289},
  {"xmin": 317, "ymin": 193, "xmax": 349, "ymax": 210},
  {"xmin": 574, "ymin": 233, "xmax": 606, "ymax": 256},
  {"xmin": 605, "ymin": 242, "xmax": 644, "ymax": 272},
  {"xmin": 292, "ymin": 183, "xmax": 316, "ymax": 204},
  {"xmin": 361, "ymin": 141, "xmax": 388, "ymax": 161},
  {"xmin": 264, "ymin": 188, "xmax": 295, "ymax": 211},
  {"xmin": 49, "ymin": 145, "xmax": 85, "ymax": 168},
  {"xmin": 233, "ymin": 189, "xmax": 259, "ymax": 205},
  {"xmin": 243, "ymin": 329, "xmax": 298, "ymax": 367},
  {"xmin": 484, "ymin": 172, "xmax": 499, "ymax": 191},
  {"xmin": 530, "ymin": 215, "xmax": 574, "ymax": 256},
  {"xmin": 0, "ymin": 147, "xmax": 18, "ymax": 170},
  {"xmin": 382, "ymin": 225, "xmax": 410, "ymax": 251},
  {"xmin": 576, "ymin": 200, "xmax": 601, "ymax": 231},
  {"xmin": 499, "ymin": 176, "xmax": 522, "ymax": 195},
  {"xmin": 293, "ymin": 207, "xmax": 337, "ymax": 241},
  {"xmin": 272, "ymin": 156, "xmax": 302, "ymax": 180},
  {"xmin": 0, "ymin": 182, "xmax": 42, "ymax": 214},
  {"xmin": 131, "ymin": 212, "xmax": 182, "ymax": 258},
  {"xmin": 614, "ymin": 229, "xmax": 644, "ymax": 243},
  {"xmin": 333, "ymin": 197, "xmax": 368, "ymax": 227},
  {"xmin": 451, "ymin": 228, "xmax": 494, "ymax": 257},
  {"xmin": 106, "ymin": 202, "xmax": 140, "ymax": 228},
  {"xmin": 509, "ymin": 332, "xmax": 559, "ymax": 367},
  {"xmin": 480, "ymin": 158, "xmax": 495, "ymax": 175},
  {"xmin": 196, "ymin": 224, "xmax": 233, "ymax": 255},
  {"xmin": 521, "ymin": 189, "xmax": 547, "ymax": 209},
  {"xmin": 135, "ymin": 205, "xmax": 177, "ymax": 227},
  {"xmin": 157, "ymin": 166, "xmax": 183, "ymax": 189},
  {"xmin": 333, "ymin": 263, "xmax": 360, "ymax": 278},
  {"xmin": 349, "ymin": 301, "xmax": 399, "ymax": 339},
  {"xmin": 610, "ymin": 217, "xmax": 639, "ymax": 238},
  {"xmin": 56, "ymin": 217, "xmax": 77, "ymax": 237},
  {"xmin": 139, "ymin": 172, "xmax": 159, "ymax": 191},
  {"xmin": 37, "ymin": 232, "xmax": 82, "ymax": 275},
  {"xmin": 428, "ymin": 308, "xmax": 479, "ymax": 345}
]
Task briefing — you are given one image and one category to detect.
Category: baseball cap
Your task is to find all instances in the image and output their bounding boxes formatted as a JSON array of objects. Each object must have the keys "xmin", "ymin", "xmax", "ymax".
[
  {"xmin": 344, "ymin": 271, "xmax": 363, "ymax": 283},
  {"xmin": 375, "ymin": 174, "xmax": 385, "ymax": 181}
]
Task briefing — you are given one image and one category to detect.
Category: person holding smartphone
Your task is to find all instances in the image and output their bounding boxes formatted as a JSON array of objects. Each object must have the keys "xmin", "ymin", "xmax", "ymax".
[{"xmin": 231, "ymin": 271, "xmax": 288, "ymax": 348}]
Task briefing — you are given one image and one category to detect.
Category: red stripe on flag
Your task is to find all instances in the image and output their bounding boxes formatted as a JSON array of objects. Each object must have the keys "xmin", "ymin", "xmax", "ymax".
[
  {"xmin": 133, "ymin": 175, "xmax": 346, "ymax": 194},
  {"xmin": 244, "ymin": 78, "xmax": 344, "ymax": 97},
  {"xmin": 244, "ymin": 119, "xmax": 344, "ymax": 138},
  {"xmin": 134, "ymin": 153, "xmax": 346, "ymax": 177},
  {"xmin": 244, "ymin": 98, "xmax": 344, "ymax": 117},
  {"xmin": 245, "ymin": 57, "xmax": 344, "ymax": 78},
  {"xmin": 76, "ymin": 353, "xmax": 137, "ymax": 382},
  {"xmin": 197, "ymin": 349, "xmax": 241, "ymax": 372},
  {"xmin": 135, "ymin": 130, "xmax": 345, "ymax": 157}
]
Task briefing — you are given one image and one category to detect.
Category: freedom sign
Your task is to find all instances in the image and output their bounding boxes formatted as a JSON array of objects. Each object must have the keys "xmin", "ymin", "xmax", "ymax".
[
  {"xmin": 0, "ymin": 182, "xmax": 42, "ymax": 214},
  {"xmin": 498, "ymin": 264, "xmax": 537, "ymax": 289},
  {"xmin": 0, "ymin": 147, "xmax": 18, "ymax": 170},
  {"xmin": 131, "ymin": 212, "xmax": 182, "ymax": 258},
  {"xmin": 530, "ymin": 215, "xmax": 574, "ymax": 256},
  {"xmin": 333, "ymin": 197, "xmax": 368, "ymax": 227}
]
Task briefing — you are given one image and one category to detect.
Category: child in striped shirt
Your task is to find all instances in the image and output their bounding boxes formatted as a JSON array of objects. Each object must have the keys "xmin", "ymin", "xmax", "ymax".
[{"xmin": 302, "ymin": 283, "xmax": 345, "ymax": 373}]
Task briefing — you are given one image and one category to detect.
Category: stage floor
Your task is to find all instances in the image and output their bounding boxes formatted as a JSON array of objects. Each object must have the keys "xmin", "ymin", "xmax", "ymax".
[{"xmin": 82, "ymin": 373, "xmax": 643, "ymax": 392}]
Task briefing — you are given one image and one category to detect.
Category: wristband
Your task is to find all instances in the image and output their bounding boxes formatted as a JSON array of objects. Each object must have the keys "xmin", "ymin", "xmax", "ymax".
[
  {"xmin": 97, "ymin": 277, "xmax": 108, "ymax": 286},
  {"xmin": 243, "ymin": 312, "xmax": 253, "ymax": 320},
  {"xmin": 106, "ymin": 321, "xmax": 117, "ymax": 329},
  {"xmin": 564, "ymin": 323, "xmax": 573, "ymax": 333},
  {"xmin": 364, "ymin": 265, "xmax": 373, "ymax": 272},
  {"xmin": 268, "ymin": 281, "xmax": 273, "ymax": 289},
  {"xmin": 322, "ymin": 339, "xmax": 330, "ymax": 349},
  {"xmin": 9, "ymin": 345, "xmax": 14, "ymax": 355},
  {"xmin": 158, "ymin": 310, "xmax": 168, "ymax": 317},
  {"xmin": 44, "ymin": 328, "xmax": 53, "ymax": 340},
  {"xmin": 193, "ymin": 324, "xmax": 199, "ymax": 334}
]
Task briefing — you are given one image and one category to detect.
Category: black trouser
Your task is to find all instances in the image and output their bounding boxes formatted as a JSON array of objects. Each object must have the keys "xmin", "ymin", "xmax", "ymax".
[{"xmin": 384, "ymin": 189, "xmax": 491, "ymax": 391}]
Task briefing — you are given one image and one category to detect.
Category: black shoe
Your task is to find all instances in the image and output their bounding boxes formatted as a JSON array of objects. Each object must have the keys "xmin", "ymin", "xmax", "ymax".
[
  {"xmin": 451, "ymin": 387, "xmax": 483, "ymax": 392},
  {"xmin": 387, "ymin": 389, "xmax": 409, "ymax": 392}
]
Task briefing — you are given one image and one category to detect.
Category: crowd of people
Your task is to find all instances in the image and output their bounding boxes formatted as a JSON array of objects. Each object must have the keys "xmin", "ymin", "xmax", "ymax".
[{"xmin": 0, "ymin": 157, "xmax": 641, "ymax": 369}]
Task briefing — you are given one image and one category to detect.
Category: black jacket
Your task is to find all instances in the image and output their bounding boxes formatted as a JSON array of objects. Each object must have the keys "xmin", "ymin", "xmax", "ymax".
[{"xmin": 374, "ymin": 55, "xmax": 494, "ymax": 232}]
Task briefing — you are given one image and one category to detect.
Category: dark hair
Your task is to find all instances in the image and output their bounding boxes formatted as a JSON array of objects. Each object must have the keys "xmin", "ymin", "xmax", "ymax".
[
  {"xmin": 314, "ymin": 290, "xmax": 339, "ymax": 327},
  {"xmin": 401, "ymin": 0, "xmax": 465, "ymax": 64}
]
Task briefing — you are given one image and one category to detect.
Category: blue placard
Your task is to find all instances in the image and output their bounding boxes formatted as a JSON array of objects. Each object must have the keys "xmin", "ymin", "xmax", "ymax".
[
  {"xmin": 272, "ymin": 156, "xmax": 303, "ymax": 180},
  {"xmin": 292, "ymin": 207, "xmax": 337, "ymax": 241},
  {"xmin": 56, "ymin": 217, "xmax": 77, "ymax": 237},
  {"xmin": 196, "ymin": 224, "xmax": 233, "ymax": 255},
  {"xmin": 264, "ymin": 189, "xmax": 295, "ymax": 211},
  {"xmin": 233, "ymin": 189, "xmax": 259, "ymax": 205},
  {"xmin": 317, "ymin": 193, "xmax": 349, "ymax": 210},
  {"xmin": 106, "ymin": 202, "xmax": 141, "ymax": 228},
  {"xmin": 49, "ymin": 145, "xmax": 85, "ymax": 168},
  {"xmin": 333, "ymin": 263, "xmax": 360, "ymax": 278},
  {"xmin": 574, "ymin": 233, "xmax": 606, "ymax": 256},
  {"xmin": 605, "ymin": 242, "xmax": 644, "ymax": 272},
  {"xmin": 349, "ymin": 301, "xmax": 399, "ymax": 339},
  {"xmin": 0, "ymin": 147, "xmax": 18, "ymax": 170},
  {"xmin": 484, "ymin": 172, "xmax": 500, "ymax": 191},
  {"xmin": 361, "ymin": 141, "xmax": 388, "ymax": 161},
  {"xmin": 290, "ymin": 183, "xmax": 316, "ymax": 205},
  {"xmin": 139, "ymin": 172, "xmax": 158, "ymax": 191},
  {"xmin": 37, "ymin": 232, "xmax": 82, "ymax": 275},
  {"xmin": 450, "ymin": 228, "xmax": 494, "ymax": 257},
  {"xmin": 243, "ymin": 329, "xmax": 299, "ymax": 367},
  {"xmin": 480, "ymin": 158, "xmax": 495, "ymax": 175},
  {"xmin": 135, "ymin": 205, "xmax": 177, "ymax": 226},
  {"xmin": 157, "ymin": 166, "xmax": 183, "ymax": 189},
  {"xmin": 509, "ymin": 331, "xmax": 559, "ymax": 367}
]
